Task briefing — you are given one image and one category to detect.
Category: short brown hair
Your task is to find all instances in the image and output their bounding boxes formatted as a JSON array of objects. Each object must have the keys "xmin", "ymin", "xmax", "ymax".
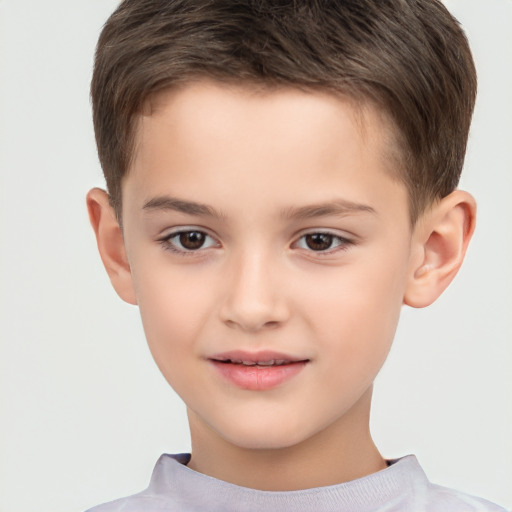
[{"xmin": 91, "ymin": 0, "xmax": 477, "ymax": 222}]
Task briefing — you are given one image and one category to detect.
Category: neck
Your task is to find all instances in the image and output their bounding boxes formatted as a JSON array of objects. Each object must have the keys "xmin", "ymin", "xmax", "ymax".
[{"xmin": 186, "ymin": 387, "xmax": 386, "ymax": 491}]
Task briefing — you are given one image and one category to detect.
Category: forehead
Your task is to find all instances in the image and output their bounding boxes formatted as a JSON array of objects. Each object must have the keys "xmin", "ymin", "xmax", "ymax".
[
  {"xmin": 135, "ymin": 81, "xmax": 398, "ymax": 166},
  {"xmin": 124, "ymin": 81, "xmax": 406, "ymax": 222}
]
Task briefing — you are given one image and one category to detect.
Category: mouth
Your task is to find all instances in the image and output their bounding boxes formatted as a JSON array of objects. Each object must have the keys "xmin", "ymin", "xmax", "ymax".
[
  {"xmin": 213, "ymin": 358, "xmax": 304, "ymax": 367},
  {"xmin": 209, "ymin": 351, "xmax": 309, "ymax": 390},
  {"xmin": 210, "ymin": 349, "xmax": 309, "ymax": 366}
]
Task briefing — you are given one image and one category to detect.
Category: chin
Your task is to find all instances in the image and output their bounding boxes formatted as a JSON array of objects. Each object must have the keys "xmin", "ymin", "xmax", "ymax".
[{"xmin": 215, "ymin": 416, "xmax": 317, "ymax": 451}]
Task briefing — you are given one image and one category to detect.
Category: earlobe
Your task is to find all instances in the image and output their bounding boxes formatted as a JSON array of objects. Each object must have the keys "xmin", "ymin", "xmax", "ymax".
[
  {"xmin": 86, "ymin": 188, "xmax": 138, "ymax": 305},
  {"xmin": 404, "ymin": 190, "xmax": 476, "ymax": 308}
]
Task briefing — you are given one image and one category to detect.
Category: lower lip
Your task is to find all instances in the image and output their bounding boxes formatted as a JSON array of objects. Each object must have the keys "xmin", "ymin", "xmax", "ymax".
[{"xmin": 210, "ymin": 360, "xmax": 307, "ymax": 391}]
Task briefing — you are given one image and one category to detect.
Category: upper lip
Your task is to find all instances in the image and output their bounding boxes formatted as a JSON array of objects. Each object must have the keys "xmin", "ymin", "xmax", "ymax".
[{"xmin": 210, "ymin": 350, "xmax": 309, "ymax": 365}]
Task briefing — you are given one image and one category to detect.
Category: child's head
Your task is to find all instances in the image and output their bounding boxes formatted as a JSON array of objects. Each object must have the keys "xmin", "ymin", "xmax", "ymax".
[
  {"xmin": 91, "ymin": 0, "xmax": 476, "ymax": 224},
  {"xmin": 87, "ymin": 0, "xmax": 477, "ymax": 480}
]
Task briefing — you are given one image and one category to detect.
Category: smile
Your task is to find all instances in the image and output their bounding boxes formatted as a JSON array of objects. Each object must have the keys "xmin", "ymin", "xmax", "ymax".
[
  {"xmin": 209, "ymin": 351, "xmax": 309, "ymax": 391},
  {"xmin": 217, "ymin": 358, "xmax": 292, "ymax": 366}
]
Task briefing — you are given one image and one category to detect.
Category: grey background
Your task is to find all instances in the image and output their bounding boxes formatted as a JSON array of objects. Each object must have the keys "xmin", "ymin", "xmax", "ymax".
[{"xmin": 1, "ymin": 1, "xmax": 511, "ymax": 510}]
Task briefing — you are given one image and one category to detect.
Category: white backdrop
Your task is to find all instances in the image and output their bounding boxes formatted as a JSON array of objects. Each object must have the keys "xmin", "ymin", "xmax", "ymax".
[{"xmin": 0, "ymin": 1, "xmax": 510, "ymax": 511}]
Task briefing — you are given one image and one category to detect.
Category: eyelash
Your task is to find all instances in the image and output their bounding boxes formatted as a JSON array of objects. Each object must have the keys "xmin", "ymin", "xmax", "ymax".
[
  {"xmin": 157, "ymin": 229, "xmax": 355, "ymax": 256},
  {"xmin": 158, "ymin": 229, "xmax": 219, "ymax": 256},
  {"xmin": 293, "ymin": 232, "xmax": 354, "ymax": 255}
]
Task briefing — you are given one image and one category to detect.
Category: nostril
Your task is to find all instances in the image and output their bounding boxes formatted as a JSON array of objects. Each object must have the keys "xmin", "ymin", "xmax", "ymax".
[{"xmin": 223, "ymin": 318, "xmax": 281, "ymax": 332}]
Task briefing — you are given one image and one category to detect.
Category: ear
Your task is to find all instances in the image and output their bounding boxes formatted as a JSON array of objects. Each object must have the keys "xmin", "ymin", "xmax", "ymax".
[
  {"xmin": 86, "ymin": 188, "xmax": 138, "ymax": 305},
  {"xmin": 404, "ymin": 190, "xmax": 476, "ymax": 308}
]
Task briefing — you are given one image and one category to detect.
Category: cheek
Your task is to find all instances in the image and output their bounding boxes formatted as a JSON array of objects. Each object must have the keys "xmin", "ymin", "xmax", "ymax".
[
  {"xmin": 299, "ymin": 252, "xmax": 407, "ymax": 372},
  {"xmin": 307, "ymin": 294, "xmax": 400, "ymax": 408},
  {"xmin": 301, "ymin": 257, "xmax": 405, "ymax": 333},
  {"xmin": 133, "ymin": 255, "xmax": 210, "ymax": 322},
  {"xmin": 130, "ymin": 263, "xmax": 213, "ymax": 372}
]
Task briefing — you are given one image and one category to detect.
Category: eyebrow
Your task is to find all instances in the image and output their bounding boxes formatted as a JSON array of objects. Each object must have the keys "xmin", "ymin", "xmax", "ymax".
[
  {"xmin": 142, "ymin": 195, "xmax": 376, "ymax": 220},
  {"xmin": 280, "ymin": 199, "xmax": 376, "ymax": 220},
  {"xmin": 142, "ymin": 196, "xmax": 225, "ymax": 218}
]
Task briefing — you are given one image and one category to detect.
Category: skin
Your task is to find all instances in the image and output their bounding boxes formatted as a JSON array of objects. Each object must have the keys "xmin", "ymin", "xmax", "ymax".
[{"xmin": 87, "ymin": 81, "xmax": 476, "ymax": 491}]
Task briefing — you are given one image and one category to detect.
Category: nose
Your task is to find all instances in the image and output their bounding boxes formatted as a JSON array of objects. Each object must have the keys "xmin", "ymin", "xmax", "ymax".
[{"xmin": 219, "ymin": 250, "xmax": 290, "ymax": 332}]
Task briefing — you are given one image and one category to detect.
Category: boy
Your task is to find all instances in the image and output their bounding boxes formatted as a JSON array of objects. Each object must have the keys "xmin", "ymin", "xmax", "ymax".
[{"xmin": 85, "ymin": 0, "xmax": 506, "ymax": 510}]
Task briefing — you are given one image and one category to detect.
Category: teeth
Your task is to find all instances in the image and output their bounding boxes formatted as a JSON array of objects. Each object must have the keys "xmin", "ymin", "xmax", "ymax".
[{"xmin": 224, "ymin": 358, "xmax": 292, "ymax": 366}]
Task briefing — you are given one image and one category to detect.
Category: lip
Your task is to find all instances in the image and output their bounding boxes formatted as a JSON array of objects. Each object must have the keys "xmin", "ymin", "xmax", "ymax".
[{"xmin": 209, "ymin": 350, "xmax": 309, "ymax": 391}]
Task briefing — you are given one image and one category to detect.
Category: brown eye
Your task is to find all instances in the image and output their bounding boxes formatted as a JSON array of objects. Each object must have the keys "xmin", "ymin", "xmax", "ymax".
[
  {"xmin": 179, "ymin": 231, "xmax": 206, "ymax": 250},
  {"xmin": 304, "ymin": 233, "xmax": 334, "ymax": 251},
  {"xmin": 160, "ymin": 229, "xmax": 218, "ymax": 254}
]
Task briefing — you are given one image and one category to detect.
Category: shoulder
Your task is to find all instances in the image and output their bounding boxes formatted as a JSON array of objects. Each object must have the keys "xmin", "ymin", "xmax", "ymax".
[
  {"xmin": 420, "ymin": 483, "xmax": 508, "ymax": 512},
  {"xmin": 85, "ymin": 493, "xmax": 171, "ymax": 512},
  {"xmin": 383, "ymin": 456, "xmax": 507, "ymax": 512},
  {"xmin": 84, "ymin": 454, "xmax": 190, "ymax": 512}
]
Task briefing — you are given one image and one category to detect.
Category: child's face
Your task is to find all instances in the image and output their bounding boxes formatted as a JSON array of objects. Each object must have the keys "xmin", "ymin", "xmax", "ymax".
[{"xmin": 120, "ymin": 82, "xmax": 416, "ymax": 450}]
